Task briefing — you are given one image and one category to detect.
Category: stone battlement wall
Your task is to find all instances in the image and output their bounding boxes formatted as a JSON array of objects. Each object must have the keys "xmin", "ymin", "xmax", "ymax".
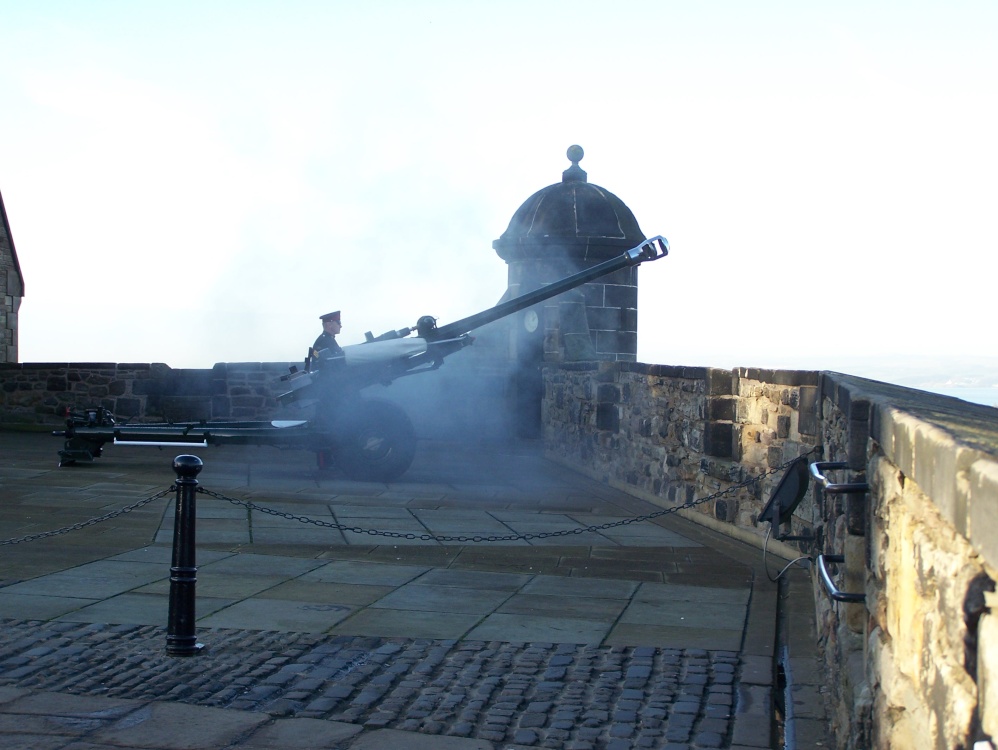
[
  {"xmin": 816, "ymin": 375, "xmax": 998, "ymax": 749},
  {"xmin": 0, "ymin": 362, "xmax": 298, "ymax": 426},
  {"xmin": 542, "ymin": 362, "xmax": 822, "ymax": 543},
  {"xmin": 0, "ymin": 358, "xmax": 511, "ymax": 441},
  {"xmin": 543, "ymin": 362, "xmax": 998, "ymax": 750}
]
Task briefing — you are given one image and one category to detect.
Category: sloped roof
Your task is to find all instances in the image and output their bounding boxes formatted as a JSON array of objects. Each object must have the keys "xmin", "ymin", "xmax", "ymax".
[
  {"xmin": 493, "ymin": 146, "xmax": 645, "ymax": 263},
  {"xmin": 0, "ymin": 189, "xmax": 24, "ymax": 296}
]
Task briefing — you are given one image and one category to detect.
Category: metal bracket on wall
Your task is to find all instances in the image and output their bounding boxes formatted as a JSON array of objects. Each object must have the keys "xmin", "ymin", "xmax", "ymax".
[
  {"xmin": 810, "ymin": 461, "xmax": 869, "ymax": 536},
  {"xmin": 811, "ymin": 462, "xmax": 869, "ymax": 603},
  {"xmin": 816, "ymin": 554, "xmax": 866, "ymax": 603},
  {"xmin": 809, "ymin": 461, "xmax": 869, "ymax": 494}
]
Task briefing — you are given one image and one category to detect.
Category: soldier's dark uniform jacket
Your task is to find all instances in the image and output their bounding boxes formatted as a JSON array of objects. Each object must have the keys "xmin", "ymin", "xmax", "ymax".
[
  {"xmin": 312, "ymin": 330, "xmax": 343, "ymax": 355},
  {"xmin": 313, "ymin": 310, "xmax": 343, "ymax": 356}
]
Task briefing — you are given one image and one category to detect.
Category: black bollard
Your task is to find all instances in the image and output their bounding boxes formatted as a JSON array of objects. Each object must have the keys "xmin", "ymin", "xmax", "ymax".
[{"xmin": 166, "ymin": 455, "xmax": 204, "ymax": 656}]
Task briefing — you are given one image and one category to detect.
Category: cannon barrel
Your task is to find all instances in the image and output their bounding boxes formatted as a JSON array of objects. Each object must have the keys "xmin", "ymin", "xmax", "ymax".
[{"xmin": 426, "ymin": 235, "xmax": 669, "ymax": 341}]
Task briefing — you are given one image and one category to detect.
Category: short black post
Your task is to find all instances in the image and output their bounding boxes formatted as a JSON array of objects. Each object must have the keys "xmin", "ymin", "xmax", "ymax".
[{"xmin": 166, "ymin": 455, "xmax": 204, "ymax": 656}]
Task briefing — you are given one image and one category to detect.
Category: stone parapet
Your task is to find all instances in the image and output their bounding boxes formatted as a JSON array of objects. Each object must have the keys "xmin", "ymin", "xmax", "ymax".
[
  {"xmin": 543, "ymin": 361, "xmax": 821, "ymax": 542},
  {"xmin": 817, "ymin": 373, "xmax": 998, "ymax": 749},
  {"xmin": 0, "ymin": 361, "xmax": 297, "ymax": 427},
  {"xmin": 544, "ymin": 363, "xmax": 998, "ymax": 750},
  {"xmin": 0, "ymin": 357, "xmax": 512, "ymax": 443}
]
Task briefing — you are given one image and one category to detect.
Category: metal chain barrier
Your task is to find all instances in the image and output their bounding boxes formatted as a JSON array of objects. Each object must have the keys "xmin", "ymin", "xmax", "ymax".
[
  {"xmin": 0, "ymin": 486, "xmax": 176, "ymax": 546},
  {"xmin": 1, "ymin": 450, "xmax": 818, "ymax": 548},
  {"xmin": 197, "ymin": 451, "xmax": 818, "ymax": 544}
]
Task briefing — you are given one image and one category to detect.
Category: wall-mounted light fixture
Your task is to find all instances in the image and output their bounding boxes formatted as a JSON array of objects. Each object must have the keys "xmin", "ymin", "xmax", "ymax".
[{"xmin": 758, "ymin": 456, "xmax": 814, "ymax": 542}]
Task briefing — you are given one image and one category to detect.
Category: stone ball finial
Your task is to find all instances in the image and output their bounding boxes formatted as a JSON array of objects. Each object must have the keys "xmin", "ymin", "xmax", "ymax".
[{"xmin": 562, "ymin": 144, "xmax": 587, "ymax": 183}]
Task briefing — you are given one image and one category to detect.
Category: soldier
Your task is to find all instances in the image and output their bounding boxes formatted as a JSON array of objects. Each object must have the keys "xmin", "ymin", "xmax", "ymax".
[{"xmin": 312, "ymin": 311, "xmax": 344, "ymax": 356}]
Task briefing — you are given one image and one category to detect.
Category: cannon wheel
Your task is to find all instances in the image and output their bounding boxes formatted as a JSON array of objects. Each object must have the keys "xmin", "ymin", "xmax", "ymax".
[{"xmin": 327, "ymin": 398, "xmax": 417, "ymax": 482}]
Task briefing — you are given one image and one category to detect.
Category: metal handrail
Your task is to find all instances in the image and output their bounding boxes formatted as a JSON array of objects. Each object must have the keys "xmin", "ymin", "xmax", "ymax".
[
  {"xmin": 809, "ymin": 462, "xmax": 870, "ymax": 495},
  {"xmin": 816, "ymin": 554, "xmax": 866, "ymax": 603}
]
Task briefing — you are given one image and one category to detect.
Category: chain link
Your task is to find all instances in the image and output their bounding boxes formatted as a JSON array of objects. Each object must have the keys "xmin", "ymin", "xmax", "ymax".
[
  {"xmin": 198, "ymin": 452, "xmax": 817, "ymax": 544},
  {"xmin": 0, "ymin": 486, "xmax": 176, "ymax": 546}
]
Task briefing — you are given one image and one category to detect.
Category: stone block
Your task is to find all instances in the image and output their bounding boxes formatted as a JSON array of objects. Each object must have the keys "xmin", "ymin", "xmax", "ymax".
[
  {"xmin": 704, "ymin": 421, "xmax": 734, "ymax": 458},
  {"xmin": 887, "ymin": 410, "xmax": 917, "ymax": 480},
  {"xmin": 114, "ymin": 397, "xmax": 142, "ymax": 418},
  {"xmin": 231, "ymin": 395, "xmax": 264, "ymax": 409},
  {"xmin": 620, "ymin": 306, "xmax": 637, "ymax": 332},
  {"xmin": 596, "ymin": 403, "xmax": 619, "ymax": 433},
  {"xmin": 604, "ymin": 284, "xmax": 637, "ymax": 309},
  {"xmin": 978, "ymin": 597, "xmax": 998, "ymax": 740},
  {"xmin": 597, "ymin": 384, "xmax": 621, "ymax": 403},
  {"xmin": 212, "ymin": 395, "xmax": 232, "ymax": 418},
  {"xmin": 596, "ymin": 329, "xmax": 637, "ymax": 356},
  {"xmin": 585, "ymin": 306, "xmax": 622, "ymax": 330},
  {"xmin": 846, "ymin": 494, "xmax": 866, "ymax": 536},
  {"xmin": 739, "ymin": 655, "xmax": 773, "ymax": 686},
  {"xmin": 240, "ymin": 717, "xmax": 362, "ymax": 748},
  {"xmin": 89, "ymin": 701, "xmax": 269, "ymax": 749},
  {"xmin": 913, "ymin": 421, "xmax": 977, "ymax": 537},
  {"xmin": 798, "ymin": 385, "xmax": 819, "ymax": 436},
  {"xmin": 969, "ymin": 459, "xmax": 998, "ymax": 567},
  {"xmin": 767, "ymin": 444, "xmax": 784, "ymax": 469},
  {"xmin": 706, "ymin": 368, "xmax": 733, "ymax": 396},
  {"xmin": 737, "ymin": 368, "xmax": 820, "ymax": 387},
  {"xmin": 132, "ymin": 377, "xmax": 167, "ymax": 397},
  {"xmin": 708, "ymin": 396, "xmax": 736, "ymax": 422},
  {"xmin": 793, "ymin": 717, "xmax": 833, "ymax": 747},
  {"xmin": 714, "ymin": 499, "xmax": 738, "ymax": 523},
  {"xmin": 558, "ymin": 297, "xmax": 589, "ymax": 329},
  {"xmin": 732, "ymin": 684, "xmax": 771, "ymax": 747},
  {"xmin": 46, "ymin": 375, "xmax": 67, "ymax": 392},
  {"xmin": 158, "ymin": 396, "xmax": 211, "ymax": 421},
  {"xmin": 596, "ymin": 363, "xmax": 620, "ymax": 383},
  {"xmin": 175, "ymin": 369, "xmax": 215, "ymax": 395},
  {"xmin": 581, "ymin": 284, "xmax": 604, "ymax": 307},
  {"xmin": 732, "ymin": 423, "xmax": 745, "ymax": 461},
  {"xmin": 827, "ymin": 374, "xmax": 849, "ymax": 413},
  {"xmin": 847, "ymin": 419, "xmax": 870, "ymax": 470}
]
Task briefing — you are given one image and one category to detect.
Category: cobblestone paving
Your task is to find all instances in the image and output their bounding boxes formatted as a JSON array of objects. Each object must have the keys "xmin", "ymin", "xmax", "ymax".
[{"xmin": 1, "ymin": 618, "xmax": 743, "ymax": 749}]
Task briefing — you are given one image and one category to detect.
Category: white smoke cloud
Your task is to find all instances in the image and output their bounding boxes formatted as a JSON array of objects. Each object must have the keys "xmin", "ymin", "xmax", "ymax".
[{"xmin": 1, "ymin": 0, "xmax": 995, "ymax": 380}]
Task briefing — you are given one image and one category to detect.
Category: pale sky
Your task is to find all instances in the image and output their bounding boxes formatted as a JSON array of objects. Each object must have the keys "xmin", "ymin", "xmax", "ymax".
[{"xmin": 2, "ymin": 0, "xmax": 996, "ymax": 377}]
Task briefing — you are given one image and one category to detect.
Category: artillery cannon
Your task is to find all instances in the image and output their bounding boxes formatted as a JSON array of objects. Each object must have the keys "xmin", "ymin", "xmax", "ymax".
[{"xmin": 55, "ymin": 236, "xmax": 669, "ymax": 480}]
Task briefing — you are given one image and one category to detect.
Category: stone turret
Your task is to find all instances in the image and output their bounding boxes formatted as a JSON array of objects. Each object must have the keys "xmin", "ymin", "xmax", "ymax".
[
  {"xmin": 493, "ymin": 145, "xmax": 646, "ymax": 365},
  {"xmin": 493, "ymin": 146, "xmax": 647, "ymax": 435}
]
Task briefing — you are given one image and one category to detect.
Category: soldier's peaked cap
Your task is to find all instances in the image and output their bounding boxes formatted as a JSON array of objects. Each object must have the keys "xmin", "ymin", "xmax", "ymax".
[{"xmin": 320, "ymin": 311, "xmax": 341, "ymax": 322}]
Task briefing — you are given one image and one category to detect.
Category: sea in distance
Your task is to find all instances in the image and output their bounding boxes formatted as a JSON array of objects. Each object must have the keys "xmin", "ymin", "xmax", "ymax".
[{"xmin": 921, "ymin": 386, "xmax": 998, "ymax": 409}]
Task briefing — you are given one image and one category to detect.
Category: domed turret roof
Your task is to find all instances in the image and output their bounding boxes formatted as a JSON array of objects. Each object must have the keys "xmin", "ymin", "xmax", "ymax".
[{"xmin": 493, "ymin": 145, "xmax": 645, "ymax": 262}]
